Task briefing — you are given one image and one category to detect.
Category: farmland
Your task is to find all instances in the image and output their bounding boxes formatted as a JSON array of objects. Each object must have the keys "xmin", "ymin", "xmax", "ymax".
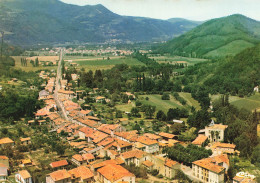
[
  {"xmin": 149, "ymin": 55, "xmax": 208, "ymax": 66},
  {"xmin": 12, "ymin": 56, "xmax": 58, "ymax": 72},
  {"xmin": 71, "ymin": 57, "xmax": 145, "ymax": 71},
  {"xmin": 211, "ymin": 93, "xmax": 260, "ymax": 112}
]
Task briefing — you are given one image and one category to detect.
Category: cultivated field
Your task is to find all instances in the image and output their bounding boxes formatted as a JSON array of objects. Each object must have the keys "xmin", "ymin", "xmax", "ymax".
[
  {"xmin": 211, "ymin": 93, "xmax": 260, "ymax": 112},
  {"xmin": 149, "ymin": 55, "xmax": 208, "ymax": 65},
  {"xmin": 12, "ymin": 56, "xmax": 58, "ymax": 72},
  {"xmin": 72, "ymin": 57, "xmax": 145, "ymax": 71}
]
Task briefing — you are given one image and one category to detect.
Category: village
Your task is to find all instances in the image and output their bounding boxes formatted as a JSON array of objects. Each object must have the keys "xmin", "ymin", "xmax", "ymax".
[{"xmin": 0, "ymin": 50, "xmax": 257, "ymax": 183}]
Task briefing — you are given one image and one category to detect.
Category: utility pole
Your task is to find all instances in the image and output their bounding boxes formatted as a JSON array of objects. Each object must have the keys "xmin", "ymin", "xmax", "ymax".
[{"xmin": 0, "ymin": 31, "xmax": 4, "ymax": 59}]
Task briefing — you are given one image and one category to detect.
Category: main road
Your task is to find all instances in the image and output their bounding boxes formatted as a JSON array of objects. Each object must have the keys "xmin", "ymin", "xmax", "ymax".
[{"xmin": 54, "ymin": 48, "xmax": 70, "ymax": 121}]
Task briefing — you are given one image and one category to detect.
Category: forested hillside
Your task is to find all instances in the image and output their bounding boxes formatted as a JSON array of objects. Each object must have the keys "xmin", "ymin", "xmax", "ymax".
[
  {"xmin": 181, "ymin": 44, "xmax": 260, "ymax": 96},
  {"xmin": 155, "ymin": 14, "xmax": 260, "ymax": 58}
]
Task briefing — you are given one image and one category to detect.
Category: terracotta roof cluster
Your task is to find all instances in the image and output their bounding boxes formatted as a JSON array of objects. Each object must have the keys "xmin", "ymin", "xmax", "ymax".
[
  {"xmin": 97, "ymin": 164, "xmax": 135, "ymax": 182},
  {"xmin": 192, "ymin": 135, "xmax": 208, "ymax": 145},
  {"xmin": 50, "ymin": 160, "xmax": 68, "ymax": 168},
  {"xmin": 0, "ymin": 156, "xmax": 8, "ymax": 160}
]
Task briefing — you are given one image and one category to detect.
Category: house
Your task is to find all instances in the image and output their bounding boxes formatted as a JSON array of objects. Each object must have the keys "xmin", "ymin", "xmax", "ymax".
[
  {"xmin": 142, "ymin": 160, "xmax": 154, "ymax": 171},
  {"xmin": 50, "ymin": 160, "xmax": 69, "ymax": 170},
  {"xmin": 143, "ymin": 133, "xmax": 162, "ymax": 141},
  {"xmin": 97, "ymin": 164, "xmax": 135, "ymax": 183},
  {"xmin": 46, "ymin": 169, "xmax": 71, "ymax": 183},
  {"xmin": 0, "ymin": 137, "xmax": 14, "ymax": 148},
  {"xmin": 39, "ymin": 90, "xmax": 49, "ymax": 100},
  {"xmin": 192, "ymin": 135, "xmax": 208, "ymax": 147},
  {"xmin": 136, "ymin": 136, "xmax": 159, "ymax": 154},
  {"xmin": 164, "ymin": 159, "xmax": 180, "ymax": 179},
  {"xmin": 158, "ymin": 132, "xmax": 177, "ymax": 140},
  {"xmin": 205, "ymin": 124, "xmax": 228, "ymax": 142},
  {"xmin": 0, "ymin": 156, "xmax": 9, "ymax": 168},
  {"xmin": 233, "ymin": 172, "xmax": 256, "ymax": 183},
  {"xmin": 68, "ymin": 166, "xmax": 94, "ymax": 183},
  {"xmin": 120, "ymin": 149, "xmax": 148, "ymax": 166},
  {"xmin": 72, "ymin": 154, "xmax": 84, "ymax": 166},
  {"xmin": 192, "ymin": 157, "xmax": 226, "ymax": 183},
  {"xmin": 211, "ymin": 142, "xmax": 236, "ymax": 155},
  {"xmin": 0, "ymin": 163, "xmax": 8, "ymax": 181},
  {"xmin": 96, "ymin": 96, "xmax": 105, "ymax": 103},
  {"xmin": 20, "ymin": 137, "xmax": 31, "ymax": 145},
  {"xmin": 82, "ymin": 153, "xmax": 95, "ymax": 164},
  {"xmin": 78, "ymin": 110, "xmax": 94, "ymax": 118},
  {"xmin": 15, "ymin": 170, "xmax": 33, "ymax": 183},
  {"xmin": 104, "ymin": 139, "xmax": 133, "ymax": 153}
]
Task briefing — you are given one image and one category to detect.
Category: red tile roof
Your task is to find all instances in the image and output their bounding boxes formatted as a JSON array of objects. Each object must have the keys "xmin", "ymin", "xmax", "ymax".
[
  {"xmin": 137, "ymin": 136, "xmax": 158, "ymax": 146},
  {"xmin": 158, "ymin": 132, "xmax": 175, "ymax": 139},
  {"xmin": 82, "ymin": 153, "xmax": 95, "ymax": 160},
  {"xmin": 193, "ymin": 158, "xmax": 225, "ymax": 174},
  {"xmin": 97, "ymin": 164, "xmax": 135, "ymax": 182},
  {"xmin": 18, "ymin": 170, "xmax": 31, "ymax": 179},
  {"xmin": 68, "ymin": 166, "xmax": 94, "ymax": 180},
  {"xmin": 50, "ymin": 160, "xmax": 68, "ymax": 168},
  {"xmin": 192, "ymin": 135, "xmax": 208, "ymax": 145},
  {"xmin": 49, "ymin": 169, "xmax": 71, "ymax": 181},
  {"xmin": 142, "ymin": 160, "xmax": 154, "ymax": 167},
  {"xmin": 0, "ymin": 137, "xmax": 14, "ymax": 145},
  {"xmin": 121, "ymin": 149, "xmax": 146, "ymax": 159},
  {"xmin": 165, "ymin": 159, "xmax": 178, "ymax": 168}
]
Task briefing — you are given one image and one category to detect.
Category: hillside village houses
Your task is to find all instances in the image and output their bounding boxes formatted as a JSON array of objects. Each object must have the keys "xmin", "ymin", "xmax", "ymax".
[{"xmin": 0, "ymin": 68, "xmax": 244, "ymax": 183}]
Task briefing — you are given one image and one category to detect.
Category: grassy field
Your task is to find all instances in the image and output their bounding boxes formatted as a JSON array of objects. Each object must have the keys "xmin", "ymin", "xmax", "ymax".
[
  {"xmin": 138, "ymin": 94, "xmax": 183, "ymax": 112},
  {"xmin": 12, "ymin": 56, "xmax": 57, "ymax": 72},
  {"xmin": 150, "ymin": 55, "xmax": 208, "ymax": 66},
  {"xmin": 73, "ymin": 57, "xmax": 145, "ymax": 71},
  {"xmin": 179, "ymin": 92, "xmax": 201, "ymax": 110},
  {"xmin": 211, "ymin": 93, "xmax": 260, "ymax": 112}
]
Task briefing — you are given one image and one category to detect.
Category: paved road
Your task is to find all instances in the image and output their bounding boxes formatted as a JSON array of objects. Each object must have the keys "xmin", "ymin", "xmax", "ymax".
[{"xmin": 54, "ymin": 49, "xmax": 70, "ymax": 121}]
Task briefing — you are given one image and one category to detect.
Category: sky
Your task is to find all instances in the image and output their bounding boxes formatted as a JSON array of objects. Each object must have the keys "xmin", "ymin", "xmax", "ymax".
[{"xmin": 60, "ymin": 0, "xmax": 260, "ymax": 21}]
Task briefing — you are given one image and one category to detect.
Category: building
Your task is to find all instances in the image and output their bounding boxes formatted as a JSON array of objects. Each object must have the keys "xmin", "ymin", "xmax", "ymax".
[
  {"xmin": 46, "ymin": 169, "xmax": 71, "ymax": 183},
  {"xmin": 158, "ymin": 132, "xmax": 177, "ymax": 141},
  {"xmin": 50, "ymin": 160, "xmax": 69, "ymax": 170},
  {"xmin": 20, "ymin": 137, "xmax": 31, "ymax": 145},
  {"xmin": 97, "ymin": 164, "xmax": 135, "ymax": 183},
  {"xmin": 68, "ymin": 166, "xmax": 94, "ymax": 183},
  {"xmin": 15, "ymin": 170, "xmax": 33, "ymax": 183},
  {"xmin": 142, "ymin": 160, "xmax": 154, "ymax": 171},
  {"xmin": 0, "ymin": 163, "xmax": 8, "ymax": 181},
  {"xmin": 0, "ymin": 137, "xmax": 14, "ymax": 148},
  {"xmin": 39, "ymin": 90, "xmax": 49, "ymax": 100},
  {"xmin": 0, "ymin": 156, "xmax": 9, "ymax": 168},
  {"xmin": 211, "ymin": 142, "xmax": 236, "ymax": 155},
  {"xmin": 96, "ymin": 96, "xmax": 105, "ymax": 103},
  {"xmin": 192, "ymin": 135, "xmax": 208, "ymax": 147},
  {"xmin": 205, "ymin": 124, "xmax": 228, "ymax": 142},
  {"xmin": 136, "ymin": 136, "xmax": 159, "ymax": 153},
  {"xmin": 120, "ymin": 149, "xmax": 148, "ymax": 166},
  {"xmin": 233, "ymin": 172, "xmax": 256, "ymax": 183},
  {"xmin": 192, "ymin": 157, "xmax": 225, "ymax": 183},
  {"xmin": 164, "ymin": 159, "xmax": 180, "ymax": 179}
]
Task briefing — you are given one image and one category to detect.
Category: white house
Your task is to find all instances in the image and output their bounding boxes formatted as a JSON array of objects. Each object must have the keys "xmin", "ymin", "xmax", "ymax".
[{"xmin": 15, "ymin": 170, "xmax": 33, "ymax": 183}]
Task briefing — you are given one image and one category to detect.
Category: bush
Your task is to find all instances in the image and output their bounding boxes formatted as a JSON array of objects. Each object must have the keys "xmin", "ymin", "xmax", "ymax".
[
  {"xmin": 157, "ymin": 174, "xmax": 163, "ymax": 178},
  {"xmin": 161, "ymin": 93, "xmax": 170, "ymax": 100},
  {"xmin": 151, "ymin": 169, "xmax": 159, "ymax": 176}
]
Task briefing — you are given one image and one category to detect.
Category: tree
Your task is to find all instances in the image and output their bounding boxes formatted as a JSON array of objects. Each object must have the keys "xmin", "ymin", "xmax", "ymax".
[
  {"xmin": 143, "ymin": 105, "xmax": 156, "ymax": 119},
  {"xmin": 156, "ymin": 110, "xmax": 166, "ymax": 121},
  {"xmin": 251, "ymin": 145, "xmax": 260, "ymax": 167},
  {"xmin": 131, "ymin": 107, "xmax": 140, "ymax": 117},
  {"xmin": 161, "ymin": 93, "xmax": 170, "ymax": 100}
]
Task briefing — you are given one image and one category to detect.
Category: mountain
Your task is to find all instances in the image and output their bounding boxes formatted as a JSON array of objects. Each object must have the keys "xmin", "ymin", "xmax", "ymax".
[
  {"xmin": 156, "ymin": 14, "xmax": 260, "ymax": 58},
  {"xmin": 183, "ymin": 43, "xmax": 260, "ymax": 96},
  {"xmin": 167, "ymin": 18, "xmax": 203, "ymax": 30},
  {"xmin": 0, "ymin": 0, "xmax": 200, "ymax": 46}
]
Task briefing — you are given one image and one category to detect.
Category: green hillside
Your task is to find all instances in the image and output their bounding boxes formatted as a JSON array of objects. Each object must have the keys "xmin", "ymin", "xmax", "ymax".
[
  {"xmin": 182, "ymin": 43, "xmax": 260, "ymax": 96},
  {"xmin": 156, "ymin": 14, "xmax": 260, "ymax": 58}
]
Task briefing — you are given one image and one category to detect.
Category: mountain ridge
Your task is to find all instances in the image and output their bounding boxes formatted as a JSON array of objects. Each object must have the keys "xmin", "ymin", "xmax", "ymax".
[{"xmin": 0, "ymin": 0, "xmax": 201, "ymax": 46}]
